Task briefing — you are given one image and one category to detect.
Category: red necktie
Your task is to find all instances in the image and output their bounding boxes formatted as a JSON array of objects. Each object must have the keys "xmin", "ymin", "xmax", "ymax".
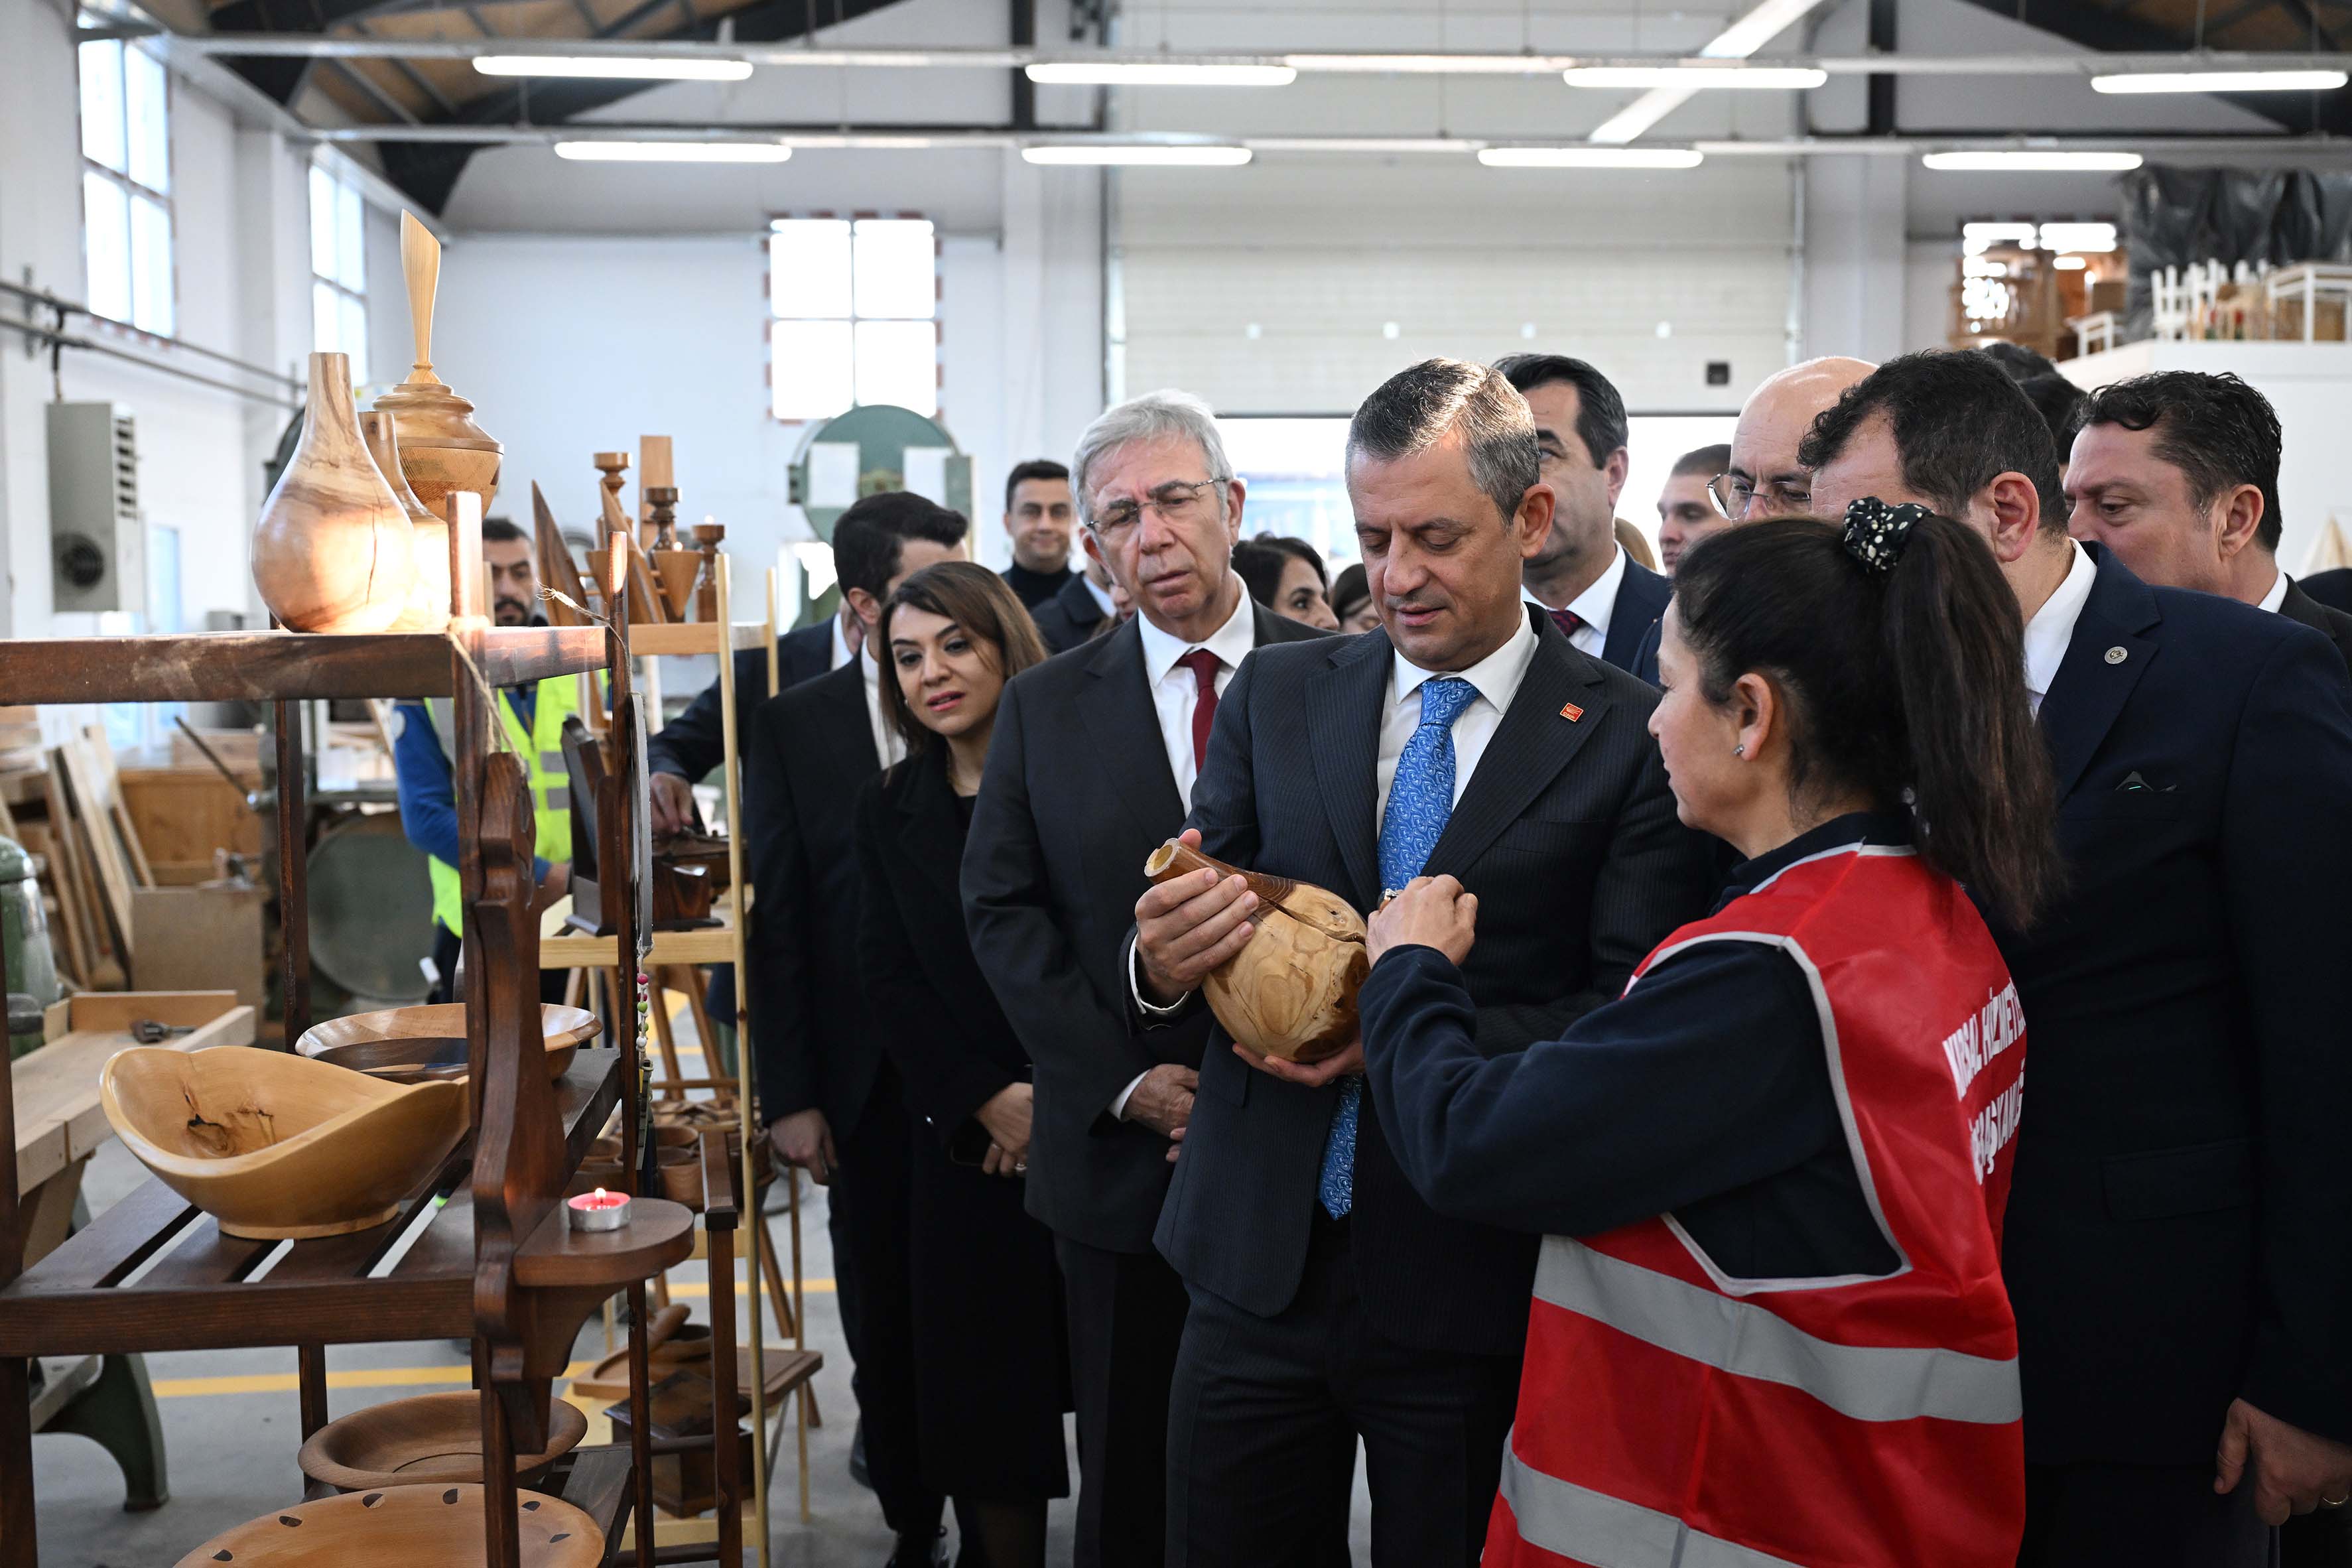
[
  {"xmin": 1178, "ymin": 649, "xmax": 1221, "ymax": 769},
  {"xmin": 1548, "ymin": 606, "xmax": 1588, "ymax": 642}
]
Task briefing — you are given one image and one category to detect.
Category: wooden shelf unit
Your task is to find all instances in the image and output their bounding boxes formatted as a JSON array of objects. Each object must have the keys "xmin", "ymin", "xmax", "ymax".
[{"xmin": 0, "ymin": 519, "xmax": 681, "ymax": 1568}]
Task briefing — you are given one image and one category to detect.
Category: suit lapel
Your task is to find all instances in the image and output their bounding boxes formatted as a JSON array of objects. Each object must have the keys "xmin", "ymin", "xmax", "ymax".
[
  {"xmin": 1425, "ymin": 619, "xmax": 1611, "ymax": 880},
  {"xmin": 2037, "ymin": 547, "xmax": 2159, "ymax": 802},
  {"xmin": 1602, "ymin": 558, "xmax": 1670, "ymax": 673},
  {"xmin": 804, "ymin": 659, "xmax": 879, "ymax": 789},
  {"xmin": 1076, "ymin": 618, "xmax": 1186, "ymax": 839},
  {"xmin": 1306, "ymin": 632, "xmax": 1391, "ymax": 908}
]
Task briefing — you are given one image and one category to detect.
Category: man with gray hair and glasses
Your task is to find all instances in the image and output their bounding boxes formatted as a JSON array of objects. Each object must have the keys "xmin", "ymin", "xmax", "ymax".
[
  {"xmin": 962, "ymin": 388, "xmax": 1328, "ymax": 1568},
  {"xmin": 1711, "ymin": 356, "xmax": 1876, "ymax": 523},
  {"xmin": 1134, "ymin": 359, "xmax": 1714, "ymax": 1561}
]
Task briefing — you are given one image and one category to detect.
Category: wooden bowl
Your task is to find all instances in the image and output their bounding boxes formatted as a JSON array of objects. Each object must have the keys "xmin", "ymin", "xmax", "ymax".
[
  {"xmin": 173, "ymin": 1482, "xmax": 599, "ymax": 1567},
  {"xmin": 1143, "ymin": 840, "xmax": 1369, "ymax": 1065},
  {"xmin": 101, "ymin": 1045, "xmax": 468, "ymax": 1240},
  {"xmin": 307, "ymin": 1037, "xmax": 470, "ymax": 1084},
  {"xmin": 298, "ymin": 1392, "xmax": 587, "ymax": 1492},
  {"xmin": 296, "ymin": 1003, "xmax": 600, "ymax": 1082}
]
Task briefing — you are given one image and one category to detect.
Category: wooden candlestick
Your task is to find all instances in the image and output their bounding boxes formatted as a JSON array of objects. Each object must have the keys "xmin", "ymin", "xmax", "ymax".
[
  {"xmin": 1142, "ymin": 839, "xmax": 1368, "ymax": 1064},
  {"xmin": 692, "ymin": 520, "xmax": 725, "ymax": 622}
]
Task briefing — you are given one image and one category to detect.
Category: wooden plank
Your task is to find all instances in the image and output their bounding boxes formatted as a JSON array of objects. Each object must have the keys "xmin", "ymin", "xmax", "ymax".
[
  {"xmin": 132, "ymin": 1215, "xmax": 271, "ymax": 1290},
  {"xmin": 7, "ymin": 1179, "xmax": 196, "ymax": 1296},
  {"xmin": 56, "ymin": 742, "xmax": 134, "ymax": 961},
  {"xmin": 42, "ymin": 761, "xmax": 109, "ymax": 986},
  {"xmin": 78, "ymin": 725, "xmax": 153, "ymax": 887},
  {"xmin": 0, "ymin": 627, "xmax": 605, "ymax": 705},
  {"xmin": 11, "ymin": 1005, "xmax": 251, "ymax": 1194},
  {"xmin": 0, "ymin": 1272, "xmax": 473, "ymax": 1356},
  {"xmin": 62, "ymin": 992, "xmax": 243, "ymax": 1034},
  {"xmin": 541, "ymin": 925, "xmax": 737, "ymax": 969},
  {"xmin": 116, "ymin": 769, "xmax": 263, "ymax": 866}
]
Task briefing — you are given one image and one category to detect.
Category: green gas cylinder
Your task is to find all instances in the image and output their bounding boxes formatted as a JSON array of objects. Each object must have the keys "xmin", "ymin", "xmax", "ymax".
[{"xmin": 1, "ymin": 835, "xmax": 62, "ymax": 1059}]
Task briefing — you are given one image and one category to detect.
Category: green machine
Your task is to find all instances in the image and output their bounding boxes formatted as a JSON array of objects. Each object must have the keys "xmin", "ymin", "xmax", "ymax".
[
  {"xmin": 785, "ymin": 405, "xmax": 972, "ymax": 629},
  {"xmin": 2, "ymin": 835, "xmax": 63, "ymax": 1059}
]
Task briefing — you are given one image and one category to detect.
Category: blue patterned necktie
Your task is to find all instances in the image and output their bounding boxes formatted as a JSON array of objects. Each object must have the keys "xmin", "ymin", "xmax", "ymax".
[{"xmin": 1318, "ymin": 675, "xmax": 1479, "ymax": 1220}]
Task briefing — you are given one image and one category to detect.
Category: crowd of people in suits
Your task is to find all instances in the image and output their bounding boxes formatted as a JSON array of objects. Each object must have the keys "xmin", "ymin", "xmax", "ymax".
[{"xmin": 636, "ymin": 342, "xmax": 2352, "ymax": 1568}]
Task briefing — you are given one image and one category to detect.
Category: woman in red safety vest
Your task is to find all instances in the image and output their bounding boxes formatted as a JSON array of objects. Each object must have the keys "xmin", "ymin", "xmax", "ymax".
[{"xmin": 1359, "ymin": 502, "xmax": 2063, "ymax": 1568}]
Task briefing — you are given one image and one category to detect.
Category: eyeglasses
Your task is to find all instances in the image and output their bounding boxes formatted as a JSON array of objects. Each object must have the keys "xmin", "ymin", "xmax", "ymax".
[
  {"xmin": 1707, "ymin": 472, "xmax": 1813, "ymax": 519},
  {"xmin": 1087, "ymin": 477, "xmax": 1227, "ymax": 541}
]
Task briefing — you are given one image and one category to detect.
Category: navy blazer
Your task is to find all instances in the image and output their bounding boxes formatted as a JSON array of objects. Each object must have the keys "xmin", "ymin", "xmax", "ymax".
[
  {"xmin": 1153, "ymin": 610, "xmax": 1718, "ymax": 1356},
  {"xmin": 743, "ymin": 657, "xmax": 885, "ymax": 1136},
  {"xmin": 1994, "ymin": 545, "xmax": 2352, "ymax": 1463},
  {"xmin": 1603, "ymin": 555, "xmax": 1671, "ymax": 683},
  {"xmin": 1031, "ymin": 573, "xmax": 1115, "ymax": 656},
  {"xmin": 647, "ymin": 620, "xmax": 832, "ymax": 786}
]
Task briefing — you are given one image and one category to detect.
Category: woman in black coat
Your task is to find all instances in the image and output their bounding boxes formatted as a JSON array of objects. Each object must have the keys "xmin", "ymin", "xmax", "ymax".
[{"xmin": 854, "ymin": 561, "xmax": 1069, "ymax": 1568}]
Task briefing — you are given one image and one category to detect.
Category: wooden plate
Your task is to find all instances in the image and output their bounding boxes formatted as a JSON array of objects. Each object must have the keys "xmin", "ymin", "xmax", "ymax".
[
  {"xmin": 173, "ymin": 1483, "xmax": 601, "ymax": 1566},
  {"xmin": 295, "ymin": 1003, "xmax": 600, "ymax": 1082},
  {"xmin": 298, "ymin": 1392, "xmax": 588, "ymax": 1492}
]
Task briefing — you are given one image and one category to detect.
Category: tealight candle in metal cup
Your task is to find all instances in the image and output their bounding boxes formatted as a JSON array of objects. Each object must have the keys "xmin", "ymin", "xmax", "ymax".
[{"xmin": 566, "ymin": 1187, "xmax": 630, "ymax": 1233}]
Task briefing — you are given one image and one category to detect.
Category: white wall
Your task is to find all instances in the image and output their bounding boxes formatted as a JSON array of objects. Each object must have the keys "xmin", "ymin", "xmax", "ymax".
[{"xmin": 0, "ymin": 0, "xmax": 321, "ymax": 642}]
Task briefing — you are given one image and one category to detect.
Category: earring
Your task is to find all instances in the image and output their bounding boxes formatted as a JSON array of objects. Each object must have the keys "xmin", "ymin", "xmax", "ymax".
[{"xmin": 1732, "ymin": 744, "xmax": 1746, "ymax": 757}]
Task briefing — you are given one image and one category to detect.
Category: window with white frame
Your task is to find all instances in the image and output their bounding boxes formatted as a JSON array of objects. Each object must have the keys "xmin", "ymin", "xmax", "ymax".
[
  {"xmin": 310, "ymin": 162, "xmax": 370, "ymax": 383},
  {"xmin": 768, "ymin": 218, "xmax": 937, "ymax": 421},
  {"xmin": 77, "ymin": 17, "xmax": 174, "ymax": 335}
]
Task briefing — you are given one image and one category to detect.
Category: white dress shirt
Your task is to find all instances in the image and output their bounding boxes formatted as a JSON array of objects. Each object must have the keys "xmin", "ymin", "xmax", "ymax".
[
  {"xmin": 860, "ymin": 648, "xmax": 906, "ymax": 768},
  {"xmin": 1376, "ymin": 613, "xmax": 1541, "ymax": 840},
  {"xmin": 1083, "ymin": 572, "xmax": 1118, "ymax": 620},
  {"xmin": 2258, "ymin": 570, "xmax": 2290, "ymax": 614},
  {"xmin": 1524, "ymin": 543, "xmax": 1626, "ymax": 661},
  {"xmin": 2022, "ymin": 539, "xmax": 2098, "ymax": 718},
  {"xmin": 828, "ymin": 609, "xmax": 858, "ymax": 673},
  {"xmin": 1134, "ymin": 582, "xmax": 1258, "ymax": 813}
]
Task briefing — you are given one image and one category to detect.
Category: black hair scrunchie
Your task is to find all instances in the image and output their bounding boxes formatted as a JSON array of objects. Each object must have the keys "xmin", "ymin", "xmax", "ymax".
[{"xmin": 1842, "ymin": 497, "xmax": 1930, "ymax": 576}]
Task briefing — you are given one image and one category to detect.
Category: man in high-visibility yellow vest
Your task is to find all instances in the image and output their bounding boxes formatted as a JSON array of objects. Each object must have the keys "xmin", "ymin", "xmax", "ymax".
[{"xmin": 391, "ymin": 516, "xmax": 582, "ymax": 1004}]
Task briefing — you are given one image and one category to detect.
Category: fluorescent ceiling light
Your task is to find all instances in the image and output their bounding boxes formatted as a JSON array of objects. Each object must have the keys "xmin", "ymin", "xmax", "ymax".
[
  {"xmin": 1923, "ymin": 151, "xmax": 2144, "ymax": 170},
  {"xmin": 1025, "ymin": 62, "xmax": 1296, "ymax": 86},
  {"xmin": 553, "ymin": 141, "xmax": 791, "ymax": 162},
  {"xmin": 1962, "ymin": 221, "xmax": 2040, "ymax": 254},
  {"xmin": 1283, "ymin": 54, "xmax": 1571, "ymax": 74},
  {"xmin": 1021, "ymin": 144, "xmax": 1252, "ymax": 166},
  {"xmin": 2054, "ymin": 255, "xmax": 2089, "ymax": 269},
  {"xmin": 2036, "ymin": 221, "xmax": 2119, "ymax": 252},
  {"xmin": 1567, "ymin": 65, "xmax": 1826, "ymax": 89},
  {"xmin": 1480, "ymin": 146, "xmax": 1705, "ymax": 168},
  {"xmin": 476, "ymin": 54, "xmax": 753, "ymax": 81},
  {"xmin": 2091, "ymin": 68, "xmax": 2346, "ymax": 94},
  {"xmin": 1588, "ymin": 0, "xmax": 1839, "ymax": 143}
]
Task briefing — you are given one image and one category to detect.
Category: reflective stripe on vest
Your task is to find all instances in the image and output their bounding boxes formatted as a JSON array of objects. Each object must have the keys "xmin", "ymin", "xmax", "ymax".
[
  {"xmin": 1486, "ymin": 844, "xmax": 2028, "ymax": 1568},
  {"xmin": 423, "ymin": 677, "xmax": 583, "ymax": 934},
  {"xmin": 1495, "ymin": 1447, "xmax": 1805, "ymax": 1568}
]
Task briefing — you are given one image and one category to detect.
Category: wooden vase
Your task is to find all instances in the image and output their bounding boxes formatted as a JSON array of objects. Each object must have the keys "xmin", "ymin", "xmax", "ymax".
[
  {"xmin": 1143, "ymin": 840, "xmax": 1368, "ymax": 1064},
  {"xmin": 371, "ymin": 212, "xmax": 502, "ymax": 517},
  {"xmin": 359, "ymin": 411, "xmax": 452, "ymax": 631},
  {"xmin": 252, "ymin": 352, "xmax": 419, "ymax": 634}
]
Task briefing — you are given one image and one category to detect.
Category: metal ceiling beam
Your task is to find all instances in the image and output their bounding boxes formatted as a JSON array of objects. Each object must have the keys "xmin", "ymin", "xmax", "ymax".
[
  {"xmin": 170, "ymin": 36, "xmax": 2352, "ymax": 76},
  {"xmin": 327, "ymin": 57, "xmax": 423, "ymax": 123}
]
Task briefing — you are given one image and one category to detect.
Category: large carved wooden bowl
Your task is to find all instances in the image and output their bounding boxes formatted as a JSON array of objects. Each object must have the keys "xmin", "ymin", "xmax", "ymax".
[
  {"xmin": 1144, "ymin": 840, "xmax": 1368, "ymax": 1065},
  {"xmin": 173, "ymin": 1482, "xmax": 600, "ymax": 1566},
  {"xmin": 296, "ymin": 1003, "xmax": 600, "ymax": 1082},
  {"xmin": 298, "ymin": 1392, "xmax": 588, "ymax": 1492},
  {"xmin": 101, "ymin": 1045, "xmax": 468, "ymax": 1240}
]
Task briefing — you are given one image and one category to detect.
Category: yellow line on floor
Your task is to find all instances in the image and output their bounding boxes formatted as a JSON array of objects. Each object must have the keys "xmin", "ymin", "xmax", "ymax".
[
  {"xmin": 663, "ymin": 1275, "xmax": 833, "ymax": 1299},
  {"xmin": 153, "ymin": 1360, "xmax": 606, "ymax": 1400}
]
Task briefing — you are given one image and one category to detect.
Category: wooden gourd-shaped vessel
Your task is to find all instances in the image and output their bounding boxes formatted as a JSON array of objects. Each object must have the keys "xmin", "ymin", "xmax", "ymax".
[
  {"xmin": 359, "ymin": 410, "xmax": 452, "ymax": 631},
  {"xmin": 373, "ymin": 212, "xmax": 502, "ymax": 517},
  {"xmin": 252, "ymin": 351, "xmax": 419, "ymax": 633},
  {"xmin": 1143, "ymin": 839, "xmax": 1368, "ymax": 1064}
]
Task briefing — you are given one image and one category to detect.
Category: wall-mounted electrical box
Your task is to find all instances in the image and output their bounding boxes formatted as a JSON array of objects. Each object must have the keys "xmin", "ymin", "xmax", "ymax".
[{"xmin": 47, "ymin": 401, "xmax": 146, "ymax": 615}]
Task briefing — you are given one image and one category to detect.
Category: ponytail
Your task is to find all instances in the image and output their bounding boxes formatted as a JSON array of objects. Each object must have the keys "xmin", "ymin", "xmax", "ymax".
[
  {"xmin": 1874, "ymin": 513, "xmax": 2061, "ymax": 927},
  {"xmin": 1673, "ymin": 513, "xmax": 2061, "ymax": 928}
]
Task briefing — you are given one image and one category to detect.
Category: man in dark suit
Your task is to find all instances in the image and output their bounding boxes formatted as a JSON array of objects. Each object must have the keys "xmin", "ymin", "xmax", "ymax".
[
  {"xmin": 1030, "ymin": 552, "xmax": 1123, "ymax": 654},
  {"xmin": 999, "ymin": 458, "xmax": 1079, "ymax": 612},
  {"xmin": 744, "ymin": 491, "xmax": 967, "ymax": 1567},
  {"xmin": 1805, "ymin": 350, "xmax": 2352, "ymax": 1568},
  {"xmin": 1136, "ymin": 359, "xmax": 1717, "ymax": 1562},
  {"xmin": 962, "ymin": 390, "xmax": 1327, "ymax": 1568},
  {"xmin": 2064, "ymin": 369, "xmax": 2352, "ymax": 679},
  {"xmin": 1492, "ymin": 353, "xmax": 1670, "ymax": 681}
]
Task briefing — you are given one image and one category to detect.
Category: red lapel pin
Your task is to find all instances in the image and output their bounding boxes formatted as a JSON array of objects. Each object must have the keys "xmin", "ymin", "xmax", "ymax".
[{"xmin": 1559, "ymin": 702, "xmax": 1584, "ymax": 722}]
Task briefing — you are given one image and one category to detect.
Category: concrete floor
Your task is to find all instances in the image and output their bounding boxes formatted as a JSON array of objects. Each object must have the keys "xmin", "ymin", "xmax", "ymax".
[{"xmin": 27, "ymin": 1022, "xmax": 1382, "ymax": 1565}]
